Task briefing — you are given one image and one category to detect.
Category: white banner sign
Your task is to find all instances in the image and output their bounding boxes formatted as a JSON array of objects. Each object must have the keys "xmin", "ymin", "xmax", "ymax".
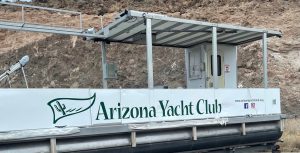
[{"xmin": 0, "ymin": 88, "xmax": 281, "ymax": 132}]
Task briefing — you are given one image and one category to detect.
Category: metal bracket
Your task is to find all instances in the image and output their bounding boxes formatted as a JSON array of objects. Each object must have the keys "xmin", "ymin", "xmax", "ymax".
[{"xmin": 142, "ymin": 13, "xmax": 147, "ymax": 25}]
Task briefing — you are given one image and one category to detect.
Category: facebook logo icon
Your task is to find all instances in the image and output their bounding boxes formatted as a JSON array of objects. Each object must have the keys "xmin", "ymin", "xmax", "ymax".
[{"xmin": 244, "ymin": 103, "xmax": 249, "ymax": 109}]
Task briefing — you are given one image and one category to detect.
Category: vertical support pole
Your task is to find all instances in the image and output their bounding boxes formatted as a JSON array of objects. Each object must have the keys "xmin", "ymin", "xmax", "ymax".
[
  {"xmin": 131, "ymin": 131, "xmax": 136, "ymax": 147},
  {"xmin": 7, "ymin": 76, "xmax": 11, "ymax": 88},
  {"xmin": 50, "ymin": 138, "xmax": 57, "ymax": 153},
  {"xmin": 212, "ymin": 27, "xmax": 218, "ymax": 89},
  {"xmin": 184, "ymin": 49, "xmax": 190, "ymax": 88},
  {"xmin": 262, "ymin": 32, "xmax": 268, "ymax": 88},
  {"xmin": 280, "ymin": 119, "xmax": 285, "ymax": 132},
  {"xmin": 79, "ymin": 13, "xmax": 83, "ymax": 31},
  {"xmin": 101, "ymin": 16, "xmax": 104, "ymax": 30},
  {"xmin": 21, "ymin": 6, "xmax": 25, "ymax": 23},
  {"xmin": 21, "ymin": 67, "xmax": 28, "ymax": 88},
  {"xmin": 241, "ymin": 123, "xmax": 246, "ymax": 136},
  {"xmin": 192, "ymin": 126, "xmax": 197, "ymax": 140},
  {"xmin": 101, "ymin": 42, "xmax": 108, "ymax": 88},
  {"xmin": 235, "ymin": 46, "xmax": 238, "ymax": 88},
  {"xmin": 146, "ymin": 18, "xmax": 154, "ymax": 88}
]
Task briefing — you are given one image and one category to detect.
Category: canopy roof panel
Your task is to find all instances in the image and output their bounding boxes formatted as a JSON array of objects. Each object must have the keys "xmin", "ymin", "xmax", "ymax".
[{"xmin": 99, "ymin": 10, "xmax": 281, "ymax": 48}]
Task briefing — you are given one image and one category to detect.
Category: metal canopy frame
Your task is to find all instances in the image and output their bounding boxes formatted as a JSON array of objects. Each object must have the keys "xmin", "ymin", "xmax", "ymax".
[
  {"xmin": 0, "ymin": 4, "xmax": 280, "ymax": 89},
  {"xmin": 99, "ymin": 10, "xmax": 281, "ymax": 48},
  {"xmin": 99, "ymin": 10, "xmax": 281, "ymax": 89}
]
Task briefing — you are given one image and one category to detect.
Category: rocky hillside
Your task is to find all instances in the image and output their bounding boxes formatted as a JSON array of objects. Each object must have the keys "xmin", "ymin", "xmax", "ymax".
[{"xmin": 0, "ymin": 0, "xmax": 299, "ymax": 115}]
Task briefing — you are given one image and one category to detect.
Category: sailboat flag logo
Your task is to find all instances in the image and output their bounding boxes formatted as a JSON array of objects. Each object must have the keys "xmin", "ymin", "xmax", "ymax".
[{"xmin": 47, "ymin": 93, "xmax": 96, "ymax": 124}]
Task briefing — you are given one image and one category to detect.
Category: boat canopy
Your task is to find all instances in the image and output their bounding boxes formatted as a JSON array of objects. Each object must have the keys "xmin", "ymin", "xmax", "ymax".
[{"xmin": 98, "ymin": 10, "xmax": 282, "ymax": 48}]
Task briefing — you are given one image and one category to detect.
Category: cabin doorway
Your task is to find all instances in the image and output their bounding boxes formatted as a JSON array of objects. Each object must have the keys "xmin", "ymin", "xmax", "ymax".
[{"xmin": 206, "ymin": 49, "xmax": 225, "ymax": 88}]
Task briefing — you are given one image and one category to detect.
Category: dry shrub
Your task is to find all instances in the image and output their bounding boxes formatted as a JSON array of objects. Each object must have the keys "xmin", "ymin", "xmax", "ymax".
[{"xmin": 280, "ymin": 118, "xmax": 300, "ymax": 152}]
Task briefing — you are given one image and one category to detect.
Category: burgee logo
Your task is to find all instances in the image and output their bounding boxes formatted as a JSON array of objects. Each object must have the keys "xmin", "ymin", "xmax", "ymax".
[{"xmin": 47, "ymin": 93, "xmax": 96, "ymax": 124}]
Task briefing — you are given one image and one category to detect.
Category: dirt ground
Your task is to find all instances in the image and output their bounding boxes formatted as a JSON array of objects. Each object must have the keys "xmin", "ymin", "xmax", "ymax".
[{"xmin": 281, "ymin": 118, "xmax": 300, "ymax": 152}]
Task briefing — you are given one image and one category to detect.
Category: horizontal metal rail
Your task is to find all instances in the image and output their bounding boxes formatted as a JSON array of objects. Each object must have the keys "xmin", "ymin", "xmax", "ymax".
[
  {"xmin": 0, "ymin": 2, "xmax": 109, "ymax": 38},
  {"xmin": 0, "ymin": 20, "xmax": 106, "ymax": 38},
  {"xmin": 0, "ymin": 2, "xmax": 80, "ymax": 14},
  {"xmin": 0, "ymin": 120, "xmax": 282, "ymax": 153},
  {"xmin": 0, "ymin": 2, "xmax": 83, "ymax": 31},
  {"xmin": 0, "ymin": 114, "xmax": 283, "ymax": 144}
]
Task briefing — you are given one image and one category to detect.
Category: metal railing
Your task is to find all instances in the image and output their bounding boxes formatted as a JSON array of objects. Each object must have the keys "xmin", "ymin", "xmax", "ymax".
[{"xmin": 0, "ymin": 1, "xmax": 83, "ymax": 31}]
